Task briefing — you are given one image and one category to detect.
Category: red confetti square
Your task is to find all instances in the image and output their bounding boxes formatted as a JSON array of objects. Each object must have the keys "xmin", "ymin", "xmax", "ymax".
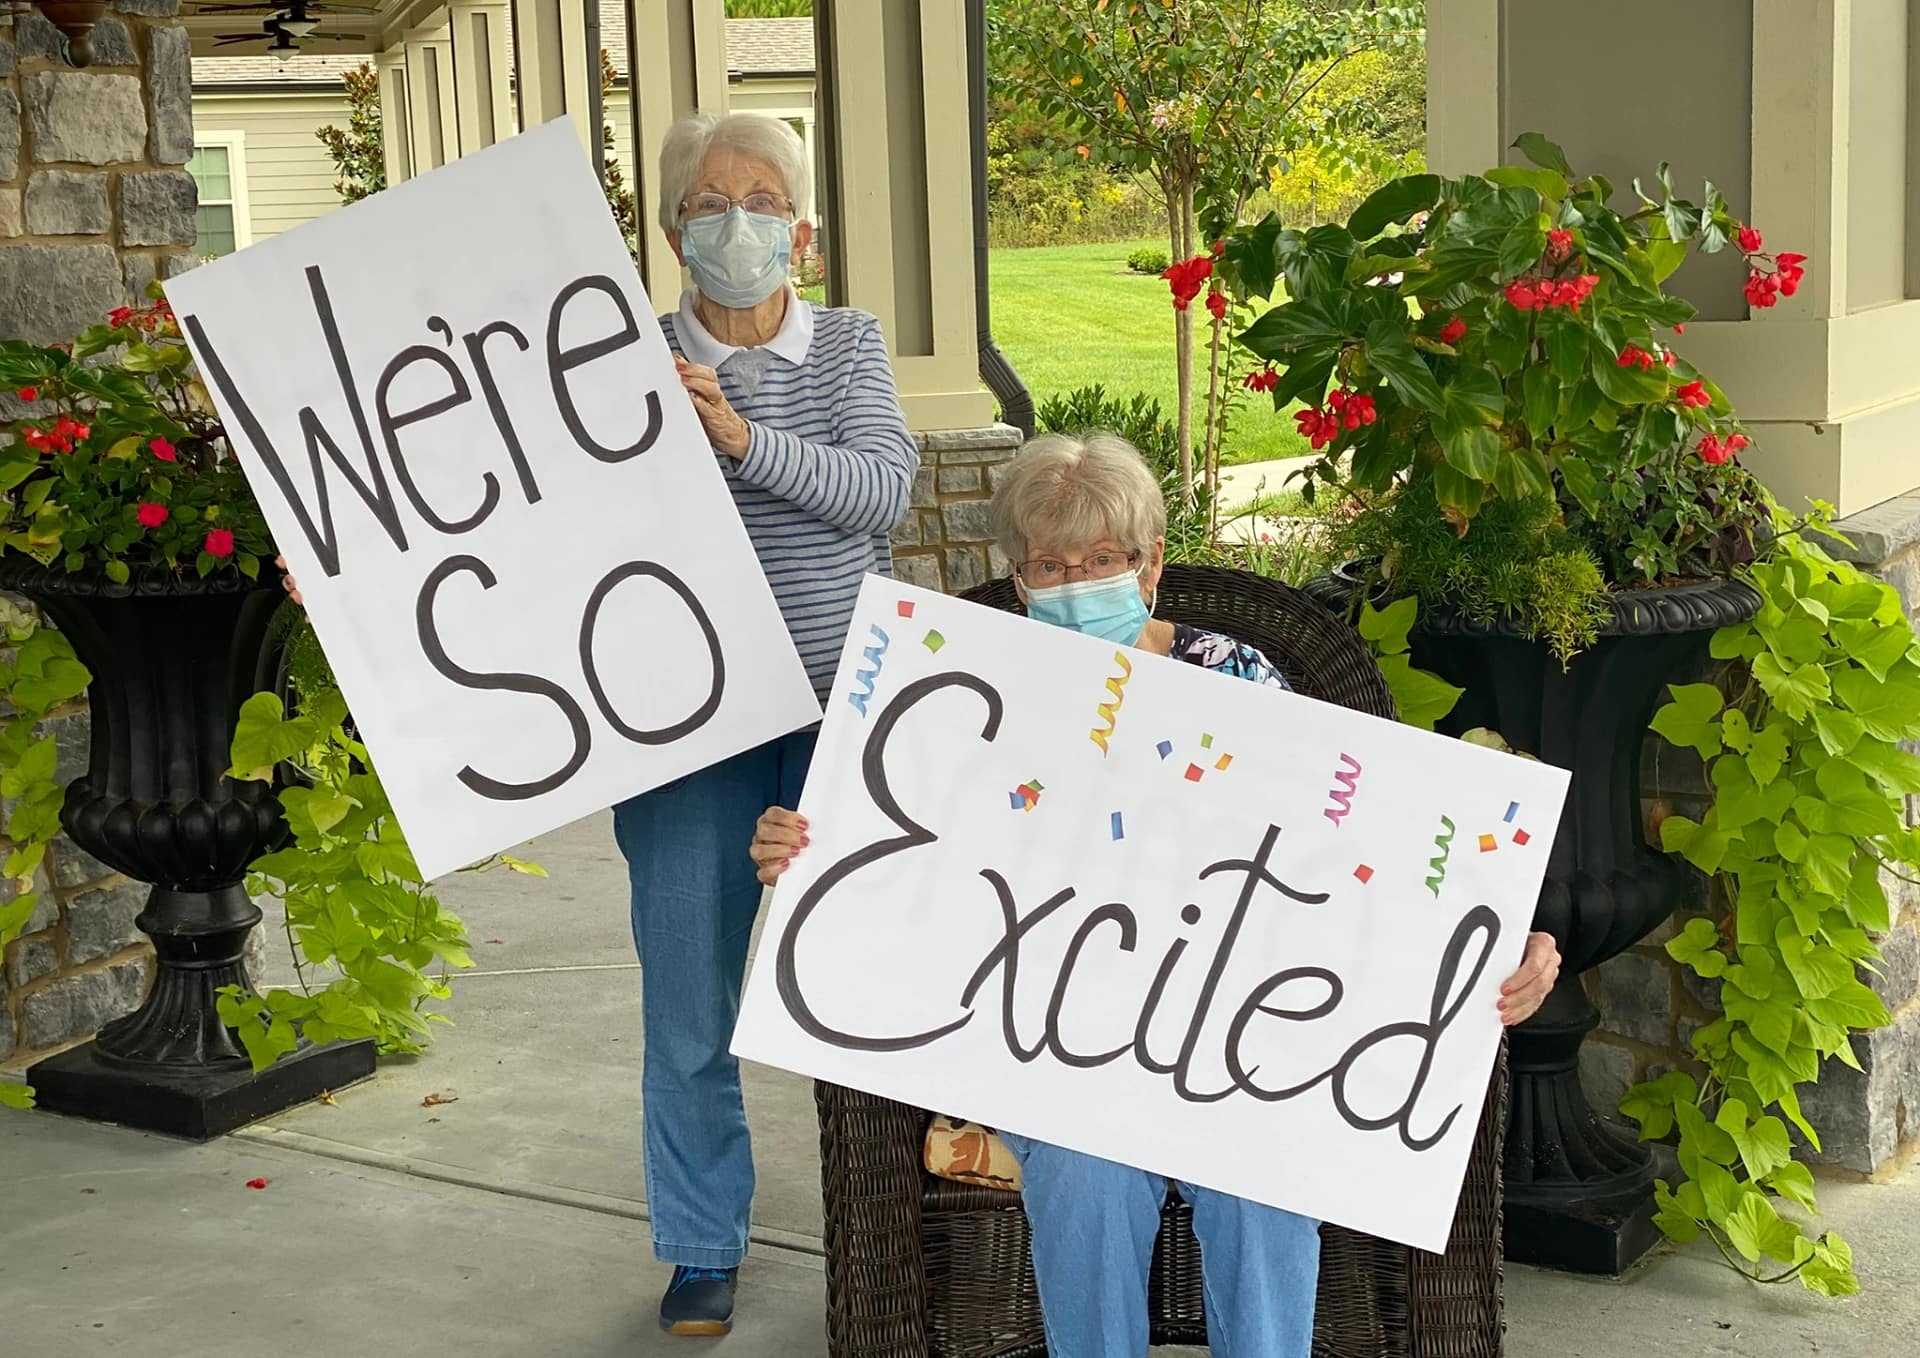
[
  {"xmin": 1353, "ymin": 864, "xmax": 1374, "ymax": 884},
  {"xmin": 1184, "ymin": 763, "xmax": 1204, "ymax": 782},
  {"xmin": 1513, "ymin": 828, "xmax": 1531, "ymax": 846},
  {"xmin": 897, "ymin": 600, "xmax": 916, "ymax": 617}
]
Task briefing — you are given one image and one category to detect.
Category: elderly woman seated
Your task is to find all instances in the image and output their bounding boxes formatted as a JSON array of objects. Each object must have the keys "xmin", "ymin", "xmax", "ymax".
[
  {"xmin": 752, "ymin": 432, "xmax": 1560, "ymax": 1357},
  {"xmin": 748, "ymin": 432, "xmax": 1559, "ymax": 1352}
]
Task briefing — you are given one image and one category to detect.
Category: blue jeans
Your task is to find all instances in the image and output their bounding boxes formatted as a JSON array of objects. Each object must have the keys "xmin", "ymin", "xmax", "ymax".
[
  {"xmin": 999, "ymin": 1134, "xmax": 1321, "ymax": 1358},
  {"xmin": 612, "ymin": 729, "xmax": 817, "ymax": 1268}
]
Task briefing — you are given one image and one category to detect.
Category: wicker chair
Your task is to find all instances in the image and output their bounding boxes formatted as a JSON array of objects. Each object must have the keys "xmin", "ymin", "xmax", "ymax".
[{"xmin": 815, "ymin": 563, "xmax": 1507, "ymax": 1358}]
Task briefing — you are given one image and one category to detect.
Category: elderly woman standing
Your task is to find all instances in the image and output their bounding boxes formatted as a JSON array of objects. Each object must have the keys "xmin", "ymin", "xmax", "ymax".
[
  {"xmin": 751, "ymin": 434, "xmax": 1560, "ymax": 1357},
  {"xmin": 623, "ymin": 112, "xmax": 917, "ymax": 1335}
]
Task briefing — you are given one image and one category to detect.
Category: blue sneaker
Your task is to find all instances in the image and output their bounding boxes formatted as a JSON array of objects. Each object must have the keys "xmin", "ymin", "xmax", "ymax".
[{"xmin": 659, "ymin": 1265, "xmax": 737, "ymax": 1337}]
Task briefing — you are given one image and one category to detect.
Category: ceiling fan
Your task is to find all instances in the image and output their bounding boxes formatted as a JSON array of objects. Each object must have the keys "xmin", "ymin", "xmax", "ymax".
[{"xmin": 210, "ymin": 13, "xmax": 370, "ymax": 60}]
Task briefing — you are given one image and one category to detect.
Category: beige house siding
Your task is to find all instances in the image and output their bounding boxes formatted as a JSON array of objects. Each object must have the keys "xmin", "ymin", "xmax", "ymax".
[{"xmin": 189, "ymin": 92, "xmax": 351, "ymax": 243}]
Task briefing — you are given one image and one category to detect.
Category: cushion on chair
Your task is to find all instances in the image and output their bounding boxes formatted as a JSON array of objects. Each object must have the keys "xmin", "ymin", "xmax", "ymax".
[{"xmin": 924, "ymin": 1115, "xmax": 1023, "ymax": 1192}]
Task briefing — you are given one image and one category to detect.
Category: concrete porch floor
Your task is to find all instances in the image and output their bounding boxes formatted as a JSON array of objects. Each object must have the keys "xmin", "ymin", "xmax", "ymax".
[{"xmin": 4, "ymin": 811, "xmax": 1914, "ymax": 1357}]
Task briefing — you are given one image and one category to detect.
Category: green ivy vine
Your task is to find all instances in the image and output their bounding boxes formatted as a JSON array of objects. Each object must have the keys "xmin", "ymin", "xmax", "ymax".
[
  {"xmin": 217, "ymin": 623, "xmax": 541, "ymax": 1070},
  {"xmin": 1632, "ymin": 519, "xmax": 1920, "ymax": 1295},
  {"xmin": 0, "ymin": 600, "xmax": 92, "ymax": 1110}
]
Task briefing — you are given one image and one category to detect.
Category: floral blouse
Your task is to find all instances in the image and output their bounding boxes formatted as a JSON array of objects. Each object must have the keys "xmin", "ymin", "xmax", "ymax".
[{"xmin": 1169, "ymin": 623, "xmax": 1292, "ymax": 690}]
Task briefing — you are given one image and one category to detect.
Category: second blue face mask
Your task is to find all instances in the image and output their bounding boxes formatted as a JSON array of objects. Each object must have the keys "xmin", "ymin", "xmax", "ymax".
[{"xmin": 1024, "ymin": 571, "xmax": 1150, "ymax": 646}]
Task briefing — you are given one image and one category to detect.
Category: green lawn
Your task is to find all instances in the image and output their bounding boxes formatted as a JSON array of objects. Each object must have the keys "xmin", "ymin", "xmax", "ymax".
[{"xmin": 987, "ymin": 239, "xmax": 1307, "ymax": 464}]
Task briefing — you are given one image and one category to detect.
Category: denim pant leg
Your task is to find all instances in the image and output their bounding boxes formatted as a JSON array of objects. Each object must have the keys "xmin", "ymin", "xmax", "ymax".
[
  {"xmin": 998, "ymin": 1134, "xmax": 1164, "ymax": 1358},
  {"xmin": 1177, "ymin": 1179, "xmax": 1321, "ymax": 1358},
  {"xmin": 613, "ymin": 730, "xmax": 816, "ymax": 1268}
]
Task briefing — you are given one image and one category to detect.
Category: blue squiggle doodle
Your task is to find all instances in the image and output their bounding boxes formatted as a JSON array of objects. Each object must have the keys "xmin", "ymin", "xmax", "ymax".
[
  {"xmin": 1426, "ymin": 815, "xmax": 1456, "ymax": 897},
  {"xmin": 846, "ymin": 624, "xmax": 891, "ymax": 715},
  {"xmin": 1323, "ymin": 752, "xmax": 1363, "ymax": 826}
]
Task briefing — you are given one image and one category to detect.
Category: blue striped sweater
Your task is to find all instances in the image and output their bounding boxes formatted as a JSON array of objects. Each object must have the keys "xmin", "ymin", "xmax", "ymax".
[{"xmin": 659, "ymin": 303, "xmax": 918, "ymax": 701}]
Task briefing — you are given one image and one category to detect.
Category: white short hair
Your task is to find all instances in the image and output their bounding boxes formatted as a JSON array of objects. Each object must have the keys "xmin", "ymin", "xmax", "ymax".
[
  {"xmin": 991, "ymin": 432, "xmax": 1167, "ymax": 564},
  {"xmin": 655, "ymin": 113, "xmax": 811, "ymax": 237}
]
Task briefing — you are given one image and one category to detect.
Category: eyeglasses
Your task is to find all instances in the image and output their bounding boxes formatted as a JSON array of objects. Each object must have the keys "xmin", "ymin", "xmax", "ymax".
[
  {"xmin": 680, "ymin": 192, "xmax": 792, "ymax": 221},
  {"xmin": 1015, "ymin": 551, "xmax": 1140, "ymax": 584}
]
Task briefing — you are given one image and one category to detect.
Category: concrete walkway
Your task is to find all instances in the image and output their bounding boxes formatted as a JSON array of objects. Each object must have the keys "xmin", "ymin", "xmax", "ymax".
[{"xmin": 5, "ymin": 809, "xmax": 1916, "ymax": 1356}]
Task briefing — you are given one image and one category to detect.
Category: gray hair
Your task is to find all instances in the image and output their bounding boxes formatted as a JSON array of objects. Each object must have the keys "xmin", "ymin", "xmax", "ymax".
[
  {"xmin": 991, "ymin": 432, "xmax": 1167, "ymax": 564},
  {"xmin": 655, "ymin": 113, "xmax": 811, "ymax": 237}
]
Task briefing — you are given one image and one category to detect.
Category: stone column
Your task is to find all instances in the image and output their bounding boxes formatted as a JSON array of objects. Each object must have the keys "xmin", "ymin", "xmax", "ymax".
[
  {"xmin": 448, "ymin": 0, "xmax": 516, "ymax": 157},
  {"xmin": 890, "ymin": 425, "xmax": 1023, "ymax": 595},
  {"xmin": 0, "ymin": 0, "xmax": 215, "ymax": 1076}
]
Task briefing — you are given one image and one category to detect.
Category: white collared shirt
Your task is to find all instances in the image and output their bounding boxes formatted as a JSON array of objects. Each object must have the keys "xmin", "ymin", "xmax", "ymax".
[{"xmin": 674, "ymin": 286, "xmax": 815, "ymax": 369}]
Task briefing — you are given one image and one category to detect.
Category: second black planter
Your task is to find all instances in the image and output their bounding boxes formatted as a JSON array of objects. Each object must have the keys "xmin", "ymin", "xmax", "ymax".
[{"xmin": 1309, "ymin": 567, "xmax": 1759, "ymax": 1273}]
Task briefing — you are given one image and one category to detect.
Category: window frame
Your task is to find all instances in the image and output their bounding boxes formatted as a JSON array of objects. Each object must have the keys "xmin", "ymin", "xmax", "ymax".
[{"xmin": 186, "ymin": 129, "xmax": 254, "ymax": 258}]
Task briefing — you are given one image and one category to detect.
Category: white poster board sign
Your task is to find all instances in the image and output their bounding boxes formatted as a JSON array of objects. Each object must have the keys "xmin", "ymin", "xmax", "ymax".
[
  {"xmin": 734, "ymin": 576, "xmax": 1570, "ymax": 1251},
  {"xmin": 168, "ymin": 119, "xmax": 821, "ymax": 879}
]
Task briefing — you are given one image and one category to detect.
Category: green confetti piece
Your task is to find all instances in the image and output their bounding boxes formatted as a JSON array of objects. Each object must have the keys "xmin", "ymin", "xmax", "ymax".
[{"xmin": 923, "ymin": 629, "xmax": 946, "ymax": 653}]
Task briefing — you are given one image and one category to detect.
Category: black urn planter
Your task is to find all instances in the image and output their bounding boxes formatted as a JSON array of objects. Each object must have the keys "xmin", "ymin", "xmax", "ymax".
[
  {"xmin": 1307, "ymin": 565, "xmax": 1760, "ymax": 1275},
  {"xmin": 3, "ymin": 561, "xmax": 374, "ymax": 1139}
]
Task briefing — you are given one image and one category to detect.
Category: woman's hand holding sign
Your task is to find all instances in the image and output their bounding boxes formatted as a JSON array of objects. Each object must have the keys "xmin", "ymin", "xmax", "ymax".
[
  {"xmin": 675, "ymin": 355, "xmax": 751, "ymax": 459},
  {"xmin": 752, "ymin": 806, "xmax": 808, "ymax": 886}
]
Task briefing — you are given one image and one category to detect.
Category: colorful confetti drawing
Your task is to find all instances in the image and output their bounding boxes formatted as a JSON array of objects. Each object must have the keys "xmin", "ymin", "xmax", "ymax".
[
  {"xmin": 922, "ymin": 629, "xmax": 946, "ymax": 653},
  {"xmin": 1504, "ymin": 801, "xmax": 1520, "ymax": 823},
  {"xmin": 1110, "ymin": 812, "xmax": 1125, "ymax": 840},
  {"xmin": 1088, "ymin": 651, "xmax": 1134, "ymax": 754},
  {"xmin": 1008, "ymin": 779, "xmax": 1044, "ymax": 812},
  {"xmin": 846, "ymin": 624, "xmax": 891, "ymax": 715},
  {"xmin": 1200, "ymin": 733, "xmax": 1215, "ymax": 749},
  {"xmin": 1156, "ymin": 740, "xmax": 1174, "ymax": 760},
  {"xmin": 1184, "ymin": 763, "xmax": 1204, "ymax": 782},
  {"xmin": 1214, "ymin": 754, "xmax": 1233, "ymax": 772},
  {"xmin": 1478, "ymin": 833, "xmax": 1498, "ymax": 853},
  {"xmin": 1513, "ymin": 828, "xmax": 1532, "ymax": 846},
  {"xmin": 897, "ymin": 600, "xmax": 916, "ymax": 618},
  {"xmin": 1426, "ymin": 815, "xmax": 1456, "ymax": 897},
  {"xmin": 1353, "ymin": 864, "xmax": 1375, "ymax": 884},
  {"xmin": 1323, "ymin": 752, "xmax": 1363, "ymax": 827}
]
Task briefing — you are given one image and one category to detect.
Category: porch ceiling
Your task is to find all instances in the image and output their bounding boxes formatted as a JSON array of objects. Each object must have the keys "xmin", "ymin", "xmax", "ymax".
[{"xmin": 181, "ymin": 0, "xmax": 446, "ymax": 60}]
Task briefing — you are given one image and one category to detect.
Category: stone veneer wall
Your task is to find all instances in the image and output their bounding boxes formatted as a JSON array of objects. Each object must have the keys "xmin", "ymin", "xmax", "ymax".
[
  {"xmin": 0, "ymin": 0, "xmax": 203, "ymax": 1075},
  {"xmin": 892, "ymin": 424, "xmax": 1023, "ymax": 593},
  {"xmin": 1585, "ymin": 490, "xmax": 1920, "ymax": 1174}
]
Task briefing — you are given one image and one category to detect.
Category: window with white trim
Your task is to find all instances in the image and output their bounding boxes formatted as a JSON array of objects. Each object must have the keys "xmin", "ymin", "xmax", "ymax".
[{"xmin": 186, "ymin": 133, "xmax": 252, "ymax": 259}]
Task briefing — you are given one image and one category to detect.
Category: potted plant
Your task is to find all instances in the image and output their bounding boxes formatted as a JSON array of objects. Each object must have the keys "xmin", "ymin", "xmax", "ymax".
[
  {"xmin": 0, "ymin": 292, "xmax": 374, "ymax": 1134},
  {"xmin": 1211, "ymin": 134, "xmax": 1918, "ymax": 1292}
]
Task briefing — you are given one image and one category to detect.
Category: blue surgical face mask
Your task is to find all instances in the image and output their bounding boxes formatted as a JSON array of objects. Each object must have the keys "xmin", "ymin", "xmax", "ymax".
[
  {"xmin": 1024, "ymin": 570, "xmax": 1152, "ymax": 646},
  {"xmin": 679, "ymin": 207, "xmax": 793, "ymax": 309}
]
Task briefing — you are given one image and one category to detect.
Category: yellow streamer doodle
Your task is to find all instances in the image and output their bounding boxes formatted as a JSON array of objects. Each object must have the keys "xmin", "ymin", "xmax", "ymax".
[
  {"xmin": 1087, "ymin": 650, "xmax": 1133, "ymax": 754},
  {"xmin": 1426, "ymin": 815, "xmax": 1456, "ymax": 897}
]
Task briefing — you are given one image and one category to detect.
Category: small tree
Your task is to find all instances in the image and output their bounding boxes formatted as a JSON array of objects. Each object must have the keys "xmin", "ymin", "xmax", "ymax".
[
  {"xmin": 315, "ymin": 63, "xmax": 387, "ymax": 205},
  {"xmin": 995, "ymin": 0, "xmax": 1422, "ymax": 499},
  {"xmin": 600, "ymin": 49, "xmax": 641, "ymax": 267}
]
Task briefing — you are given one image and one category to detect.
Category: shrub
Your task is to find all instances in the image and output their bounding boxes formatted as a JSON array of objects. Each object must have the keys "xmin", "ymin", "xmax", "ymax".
[{"xmin": 1126, "ymin": 246, "xmax": 1171, "ymax": 275}]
